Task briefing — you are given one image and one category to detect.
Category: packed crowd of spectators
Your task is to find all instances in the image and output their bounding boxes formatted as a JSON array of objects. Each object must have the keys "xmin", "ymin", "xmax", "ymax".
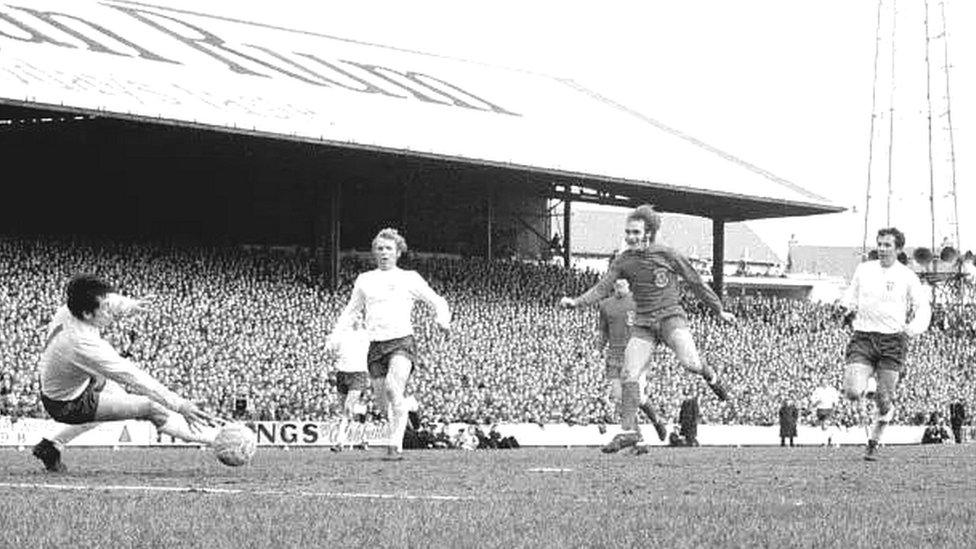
[{"xmin": 1, "ymin": 237, "xmax": 974, "ymax": 429}]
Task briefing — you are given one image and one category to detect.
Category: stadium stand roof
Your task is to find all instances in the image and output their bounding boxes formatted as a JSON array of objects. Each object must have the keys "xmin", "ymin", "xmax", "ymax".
[{"xmin": 0, "ymin": 0, "xmax": 844, "ymax": 222}]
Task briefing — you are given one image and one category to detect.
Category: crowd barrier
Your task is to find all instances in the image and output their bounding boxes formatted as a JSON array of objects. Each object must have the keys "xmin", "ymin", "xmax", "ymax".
[{"xmin": 0, "ymin": 416, "xmax": 938, "ymax": 448}]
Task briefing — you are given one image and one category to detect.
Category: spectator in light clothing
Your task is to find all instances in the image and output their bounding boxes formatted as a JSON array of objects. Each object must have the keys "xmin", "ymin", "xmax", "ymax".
[{"xmin": 810, "ymin": 380, "xmax": 841, "ymax": 446}]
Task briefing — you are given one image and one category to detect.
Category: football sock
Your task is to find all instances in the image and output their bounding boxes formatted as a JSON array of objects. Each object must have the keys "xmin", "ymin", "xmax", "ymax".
[
  {"xmin": 335, "ymin": 417, "xmax": 349, "ymax": 447},
  {"xmin": 638, "ymin": 400, "xmax": 660, "ymax": 424},
  {"xmin": 48, "ymin": 423, "xmax": 97, "ymax": 449},
  {"xmin": 620, "ymin": 381, "xmax": 640, "ymax": 431},
  {"xmin": 389, "ymin": 402, "xmax": 410, "ymax": 452},
  {"xmin": 870, "ymin": 406, "xmax": 894, "ymax": 443},
  {"xmin": 159, "ymin": 414, "xmax": 218, "ymax": 445},
  {"xmin": 700, "ymin": 366, "xmax": 717, "ymax": 384}
]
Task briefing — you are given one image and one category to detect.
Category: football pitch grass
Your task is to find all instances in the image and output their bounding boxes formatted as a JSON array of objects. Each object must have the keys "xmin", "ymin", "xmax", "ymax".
[{"xmin": 1, "ymin": 444, "xmax": 974, "ymax": 547}]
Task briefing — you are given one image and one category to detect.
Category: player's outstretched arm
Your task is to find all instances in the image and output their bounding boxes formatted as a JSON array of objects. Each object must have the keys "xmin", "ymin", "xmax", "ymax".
[
  {"xmin": 103, "ymin": 292, "xmax": 155, "ymax": 317},
  {"xmin": 76, "ymin": 337, "xmax": 192, "ymax": 413},
  {"xmin": 410, "ymin": 273, "xmax": 451, "ymax": 332},
  {"xmin": 562, "ymin": 261, "xmax": 623, "ymax": 309}
]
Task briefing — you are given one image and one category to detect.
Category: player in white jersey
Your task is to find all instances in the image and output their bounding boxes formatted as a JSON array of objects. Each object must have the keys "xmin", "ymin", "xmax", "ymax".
[
  {"xmin": 839, "ymin": 228, "xmax": 931, "ymax": 461},
  {"xmin": 32, "ymin": 274, "xmax": 215, "ymax": 472},
  {"xmin": 330, "ymin": 228, "xmax": 451, "ymax": 460},
  {"xmin": 325, "ymin": 320, "xmax": 370, "ymax": 451},
  {"xmin": 809, "ymin": 380, "xmax": 841, "ymax": 446}
]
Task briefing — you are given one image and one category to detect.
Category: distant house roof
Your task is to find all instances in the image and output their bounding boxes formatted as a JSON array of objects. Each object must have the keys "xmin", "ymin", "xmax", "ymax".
[
  {"xmin": 571, "ymin": 209, "xmax": 782, "ymax": 264},
  {"xmin": 787, "ymin": 245, "xmax": 864, "ymax": 279}
]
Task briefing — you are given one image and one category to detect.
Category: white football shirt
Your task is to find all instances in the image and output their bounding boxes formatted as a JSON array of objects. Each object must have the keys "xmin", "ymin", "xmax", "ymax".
[
  {"xmin": 810, "ymin": 386, "xmax": 840, "ymax": 410},
  {"xmin": 334, "ymin": 267, "xmax": 450, "ymax": 342},
  {"xmin": 840, "ymin": 260, "xmax": 931, "ymax": 335}
]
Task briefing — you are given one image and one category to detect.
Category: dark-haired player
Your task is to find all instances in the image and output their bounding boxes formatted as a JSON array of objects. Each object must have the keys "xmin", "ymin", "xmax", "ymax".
[
  {"xmin": 839, "ymin": 227, "xmax": 930, "ymax": 461},
  {"xmin": 33, "ymin": 274, "xmax": 215, "ymax": 472}
]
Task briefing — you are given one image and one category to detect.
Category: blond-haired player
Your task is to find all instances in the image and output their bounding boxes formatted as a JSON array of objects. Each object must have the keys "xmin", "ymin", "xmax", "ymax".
[{"xmin": 330, "ymin": 228, "xmax": 450, "ymax": 460}]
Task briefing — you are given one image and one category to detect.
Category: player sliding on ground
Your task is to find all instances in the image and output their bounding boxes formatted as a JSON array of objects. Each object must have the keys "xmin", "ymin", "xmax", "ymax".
[
  {"xmin": 560, "ymin": 204, "xmax": 735, "ymax": 453},
  {"xmin": 330, "ymin": 228, "xmax": 451, "ymax": 460},
  {"xmin": 33, "ymin": 274, "xmax": 216, "ymax": 472},
  {"xmin": 838, "ymin": 227, "xmax": 930, "ymax": 461}
]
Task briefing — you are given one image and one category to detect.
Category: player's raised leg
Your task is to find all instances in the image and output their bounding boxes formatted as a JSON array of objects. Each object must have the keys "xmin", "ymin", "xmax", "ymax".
[
  {"xmin": 96, "ymin": 390, "xmax": 218, "ymax": 445},
  {"xmin": 665, "ymin": 321, "xmax": 728, "ymax": 401}
]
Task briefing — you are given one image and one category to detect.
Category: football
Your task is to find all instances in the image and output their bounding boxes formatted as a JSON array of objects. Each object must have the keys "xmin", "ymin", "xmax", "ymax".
[{"xmin": 212, "ymin": 423, "xmax": 257, "ymax": 467}]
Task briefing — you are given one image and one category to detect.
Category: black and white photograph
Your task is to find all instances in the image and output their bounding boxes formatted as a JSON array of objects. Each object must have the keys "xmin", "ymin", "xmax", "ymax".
[{"xmin": 1, "ymin": 0, "xmax": 975, "ymax": 546}]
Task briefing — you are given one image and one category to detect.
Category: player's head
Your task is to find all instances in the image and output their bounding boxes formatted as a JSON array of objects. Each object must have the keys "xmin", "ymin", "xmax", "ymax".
[
  {"xmin": 66, "ymin": 273, "xmax": 115, "ymax": 327},
  {"xmin": 876, "ymin": 227, "xmax": 905, "ymax": 267},
  {"xmin": 612, "ymin": 278, "xmax": 630, "ymax": 297},
  {"xmin": 625, "ymin": 204, "xmax": 662, "ymax": 248},
  {"xmin": 372, "ymin": 228, "xmax": 407, "ymax": 270}
]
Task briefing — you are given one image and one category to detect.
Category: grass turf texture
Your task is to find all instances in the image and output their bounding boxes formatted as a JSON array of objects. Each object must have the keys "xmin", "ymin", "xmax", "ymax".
[{"xmin": 1, "ymin": 445, "xmax": 973, "ymax": 547}]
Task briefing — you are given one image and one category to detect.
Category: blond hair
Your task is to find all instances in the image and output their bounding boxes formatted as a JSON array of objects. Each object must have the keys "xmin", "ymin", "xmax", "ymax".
[{"xmin": 372, "ymin": 227, "xmax": 408, "ymax": 254}]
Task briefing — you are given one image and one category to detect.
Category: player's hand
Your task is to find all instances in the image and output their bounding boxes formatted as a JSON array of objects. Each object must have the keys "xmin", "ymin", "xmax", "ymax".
[
  {"xmin": 718, "ymin": 311, "xmax": 736, "ymax": 324},
  {"xmin": 178, "ymin": 401, "xmax": 216, "ymax": 432},
  {"xmin": 130, "ymin": 294, "xmax": 155, "ymax": 314},
  {"xmin": 558, "ymin": 297, "xmax": 577, "ymax": 309}
]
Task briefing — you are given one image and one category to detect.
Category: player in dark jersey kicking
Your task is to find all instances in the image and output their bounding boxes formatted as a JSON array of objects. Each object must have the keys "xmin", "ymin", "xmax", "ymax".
[{"xmin": 560, "ymin": 204, "xmax": 735, "ymax": 453}]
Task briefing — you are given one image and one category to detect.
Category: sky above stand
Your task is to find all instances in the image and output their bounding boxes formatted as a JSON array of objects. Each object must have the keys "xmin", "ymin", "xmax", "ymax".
[
  {"xmin": 310, "ymin": 0, "xmax": 974, "ymax": 256},
  {"xmin": 160, "ymin": 0, "xmax": 975, "ymax": 256}
]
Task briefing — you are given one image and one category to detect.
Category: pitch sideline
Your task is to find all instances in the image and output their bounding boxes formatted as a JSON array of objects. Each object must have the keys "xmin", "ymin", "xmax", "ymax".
[{"xmin": 0, "ymin": 481, "xmax": 475, "ymax": 502}]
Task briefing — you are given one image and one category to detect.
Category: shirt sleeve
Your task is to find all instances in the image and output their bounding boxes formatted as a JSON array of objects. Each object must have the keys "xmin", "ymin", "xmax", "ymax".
[
  {"xmin": 905, "ymin": 272, "xmax": 932, "ymax": 336},
  {"xmin": 576, "ymin": 260, "xmax": 622, "ymax": 307},
  {"xmin": 840, "ymin": 264, "xmax": 862, "ymax": 311},
  {"xmin": 409, "ymin": 272, "xmax": 451, "ymax": 326},
  {"xmin": 333, "ymin": 276, "xmax": 366, "ymax": 333},
  {"xmin": 75, "ymin": 335, "xmax": 188, "ymax": 411},
  {"xmin": 670, "ymin": 250, "xmax": 723, "ymax": 315}
]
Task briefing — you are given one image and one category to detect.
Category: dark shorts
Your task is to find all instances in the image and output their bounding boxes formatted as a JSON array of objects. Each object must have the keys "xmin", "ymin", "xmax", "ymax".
[
  {"xmin": 816, "ymin": 408, "xmax": 835, "ymax": 423},
  {"xmin": 367, "ymin": 336, "xmax": 417, "ymax": 379},
  {"xmin": 40, "ymin": 380, "xmax": 103, "ymax": 425},
  {"xmin": 605, "ymin": 351, "xmax": 624, "ymax": 380},
  {"xmin": 631, "ymin": 315, "xmax": 689, "ymax": 346},
  {"xmin": 845, "ymin": 331, "xmax": 908, "ymax": 372},
  {"xmin": 336, "ymin": 371, "xmax": 369, "ymax": 395}
]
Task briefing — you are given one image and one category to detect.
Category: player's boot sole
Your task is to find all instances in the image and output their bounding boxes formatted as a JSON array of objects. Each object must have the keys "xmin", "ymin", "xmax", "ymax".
[{"xmin": 602, "ymin": 432, "xmax": 642, "ymax": 454}]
